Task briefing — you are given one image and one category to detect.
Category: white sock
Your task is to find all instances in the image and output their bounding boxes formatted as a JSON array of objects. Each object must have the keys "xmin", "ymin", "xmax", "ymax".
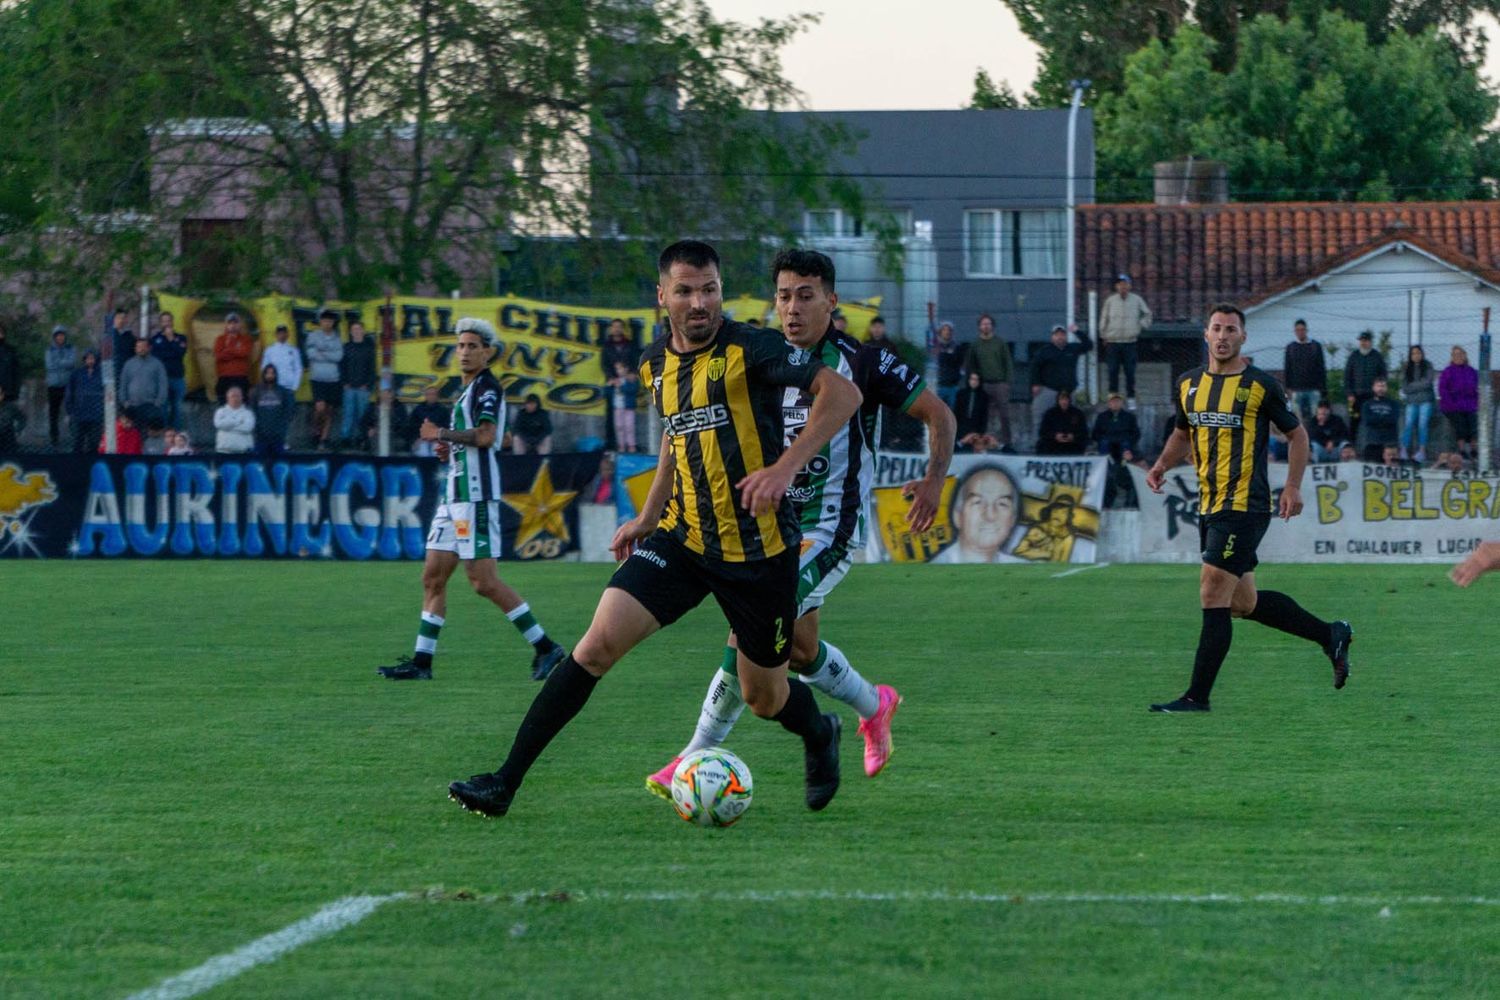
[
  {"xmin": 801, "ymin": 641, "xmax": 879, "ymax": 718},
  {"xmin": 682, "ymin": 669, "xmax": 746, "ymax": 755}
]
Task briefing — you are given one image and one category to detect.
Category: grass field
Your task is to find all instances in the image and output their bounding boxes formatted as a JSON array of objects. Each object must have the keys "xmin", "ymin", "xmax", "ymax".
[{"xmin": 3, "ymin": 560, "xmax": 1498, "ymax": 998}]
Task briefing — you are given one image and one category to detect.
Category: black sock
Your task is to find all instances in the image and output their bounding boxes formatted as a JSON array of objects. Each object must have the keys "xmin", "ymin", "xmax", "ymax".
[
  {"xmin": 771, "ymin": 679, "xmax": 830, "ymax": 748},
  {"xmin": 413, "ymin": 651, "xmax": 433, "ymax": 669},
  {"xmin": 496, "ymin": 655, "xmax": 598, "ymax": 789},
  {"xmin": 534, "ymin": 635, "xmax": 559, "ymax": 656},
  {"xmin": 1185, "ymin": 608, "xmax": 1233, "ymax": 704},
  {"xmin": 1246, "ymin": 591, "xmax": 1332, "ymax": 648}
]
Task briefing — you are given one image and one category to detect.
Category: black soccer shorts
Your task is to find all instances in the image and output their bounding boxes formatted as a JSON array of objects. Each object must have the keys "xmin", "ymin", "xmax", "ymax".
[
  {"xmin": 608, "ymin": 530, "xmax": 799, "ymax": 667},
  {"xmin": 1199, "ymin": 510, "xmax": 1272, "ymax": 577}
]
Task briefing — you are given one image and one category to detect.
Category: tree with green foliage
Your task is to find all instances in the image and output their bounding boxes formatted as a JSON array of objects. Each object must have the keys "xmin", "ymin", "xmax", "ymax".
[
  {"xmin": 1094, "ymin": 12, "xmax": 1500, "ymax": 201},
  {"xmin": 999, "ymin": 0, "xmax": 1500, "ymax": 107},
  {"xmin": 968, "ymin": 69, "xmax": 1023, "ymax": 109},
  {"xmin": 0, "ymin": 0, "xmax": 866, "ymax": 314}
]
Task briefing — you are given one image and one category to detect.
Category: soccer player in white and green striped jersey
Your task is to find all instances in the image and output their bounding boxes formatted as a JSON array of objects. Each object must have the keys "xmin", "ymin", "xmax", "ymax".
[
  {"xmin": 644, "ymin": 249, "xmax": 955, "ymax": 792},
  {"xmin": 377, "ymin": 318, "xmax": 567, "ymax": 682}
]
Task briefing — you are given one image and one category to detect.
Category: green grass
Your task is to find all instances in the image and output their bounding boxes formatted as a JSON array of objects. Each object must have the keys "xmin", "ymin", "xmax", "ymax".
[{"xmin": 2, "ymin": 561, "xmax": 1497, "ymax": 998}]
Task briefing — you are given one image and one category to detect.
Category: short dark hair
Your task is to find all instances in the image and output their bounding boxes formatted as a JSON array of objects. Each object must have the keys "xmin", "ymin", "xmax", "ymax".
[
  {"xmin": 114, "ymin": 307, "xmax": 128, "ymax": 316},
  {"xmin": 770, "ymin": 248, "xmax": 836, "ymax": 293},
  {"xmin": 658, "ymin": 240, "xmax": 720, "ymax": 276},
  {"xmin": 320, "ymin": 308, "xmax": 339, "ymax": 321},
  {"xmin": 978, "ymin": 312, "xmax": 994, "ymax": 324},
  {"xmin": 275, "ymin": 323, "xmax": 289, "ymax": 332},
  {"xmin": 870, "ymin": 315, "xmax": 885, "ymax": 326},
  {"xmin": 1207, "ymin": 303, "xmax": 1245, "ymax": 326}
]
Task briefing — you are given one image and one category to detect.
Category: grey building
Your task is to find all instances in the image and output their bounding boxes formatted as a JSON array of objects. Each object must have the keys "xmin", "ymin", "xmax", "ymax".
[{"xmin": 773, "ymin": 108, "xmax": 1094, "ymax": 349}]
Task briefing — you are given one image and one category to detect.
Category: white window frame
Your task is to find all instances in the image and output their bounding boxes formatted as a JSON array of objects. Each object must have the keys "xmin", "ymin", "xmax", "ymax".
[{"xmin": 964, "ymin": 208, "xmax": 1067, "ymax": 279}]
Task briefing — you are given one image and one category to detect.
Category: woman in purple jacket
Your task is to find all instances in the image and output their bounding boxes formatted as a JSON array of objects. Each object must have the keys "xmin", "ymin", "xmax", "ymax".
[{"xmin": 1438, "ymin": 345, "xmax": 1479, "ymax": 459}]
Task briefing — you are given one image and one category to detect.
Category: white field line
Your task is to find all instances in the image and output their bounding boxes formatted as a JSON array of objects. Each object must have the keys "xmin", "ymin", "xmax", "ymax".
[
  {"xmin": 124, "ymin": 893, "xmax": 408, "ymax": 1000},
  {"xmin": 1051, "ymin": 562, "xmax": 1111, "ymax": 579},
  {"xmin": 123, "ymin": 884, "xmax": 1500, "ymax": 997},
  {"xmin": 448, "ymin": 887, "xmax": 1500, "ymax": 908}
]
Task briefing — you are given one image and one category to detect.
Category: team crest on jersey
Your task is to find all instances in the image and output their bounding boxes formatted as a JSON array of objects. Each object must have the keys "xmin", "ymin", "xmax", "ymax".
[
  {"xmin": 1235, "ymin": 387, "xmax": 1251, "ymax": 402},
  {"xmin": 707, "ymin": 357, "xmax": 726, "ymax": 381}
]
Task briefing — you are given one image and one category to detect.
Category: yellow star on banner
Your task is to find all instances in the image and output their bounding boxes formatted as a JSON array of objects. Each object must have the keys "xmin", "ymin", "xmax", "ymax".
[{"xmin": 503, "ymin": 460, "xmax": 578, "ymax": 549}]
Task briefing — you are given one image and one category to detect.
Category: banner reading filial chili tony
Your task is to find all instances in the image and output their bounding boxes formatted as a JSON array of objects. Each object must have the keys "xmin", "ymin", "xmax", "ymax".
[{"xmin": 0, "ymin": 453, "xmax": 599, "ymax": 560}]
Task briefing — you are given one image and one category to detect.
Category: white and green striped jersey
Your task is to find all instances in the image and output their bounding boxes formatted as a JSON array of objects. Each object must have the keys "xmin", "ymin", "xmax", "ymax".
[
  {"xmin": 783, "ymin": 329, "xmax": 926, "ymax": 547},
  {"xmin": 445, "ymin": 370, "xmax": 506, "ymax": 503}
]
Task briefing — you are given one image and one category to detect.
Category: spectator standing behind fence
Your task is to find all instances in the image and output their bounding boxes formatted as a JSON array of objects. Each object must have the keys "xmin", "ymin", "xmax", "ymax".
[
  {"xmin": 1439, "ymin": 345, "xmax": 1479, "ymax": 460},
  {"xmin": 1097, "ymin": 274, "xmax": 1151, "ymax": 407},
  {"xmin": 119, "ymin": 336, "xmax": 167, "ymax": 430},
  {"xmin": 408, "ymin": 383, "xmax": 449, "ymax": 456},
  {"xmin": 0, "ymin": 322, "xmax": 20, "ymax": 402},
  {"xmin": 261, "ymin": 324, "xmax": 304, "ymax": 397},
  {"xmin": 1357, "ymin": 377, "xmax": 1401, "ymax": 462},
  {"xmin": 1036, "ymin": 388, "xmax": 1088, "ymax": 455},
  {"xmin": 931, "ymin": 321, "xmax": 967, "ymax": 410},
  {"xmin": 212, "ymin": 312, "xmax": 255, "ymax": 401},
  {"xmin": 251, "ymin": 364, "xmax": 294, "ymax": 459},
  {"xmin": 103, "ymin": 296, "xmax": 135, "ymax": 377},
  {"xmin": 966, "ymin": 313, "xmax": 1014, "ymax": 446},
  {"xmin": 1399, "ymin": 345, "xmax": 1436, "ymax": 462},
  {"xmin": 953, "ymin": 371, "xmax": 996, "ymax": 452},
  {"xmin": 214, "ymin": 385, "xmax": 255, "ymax": 453},
  {"xmin": 1282, "ymin": 318, "xmax": 1326, "ymax": 421},
  {"xmin": 1091, "ymin": 392, "xmax": 1140, "ymax": 461},
  {"xmin": 339, "ymin": 320, "xmax": 376, "ymax": 444},
  {"xmin": 305, "ymin": 310, "xmax": 344, "ymax": 449},
  {"xmin": 65, "ymin": 349, "xmax": 104, "ymax": 453},
  {"xmin": 149, "ymin": 311, "xmax": 188, "ymax": 430},
  {"xmin": 44, "ymin": 325, "xmax": 76, "ymax": 447},
  {"xmin": 600, "ymin": 319, "xmax": 638, "ymax": 452},
  {"xmin": 1308, "ymin": 401, "xmax": 1349, "ymax": 463},
  {"xmin": 1030, "ymin": 323, "xmax": 1093, "ymax": 440},
  {"xmin": 1344, "ymin": 330, "xmax": 1386, "ymax": 440},
  {"xmin": 511, "ymin": 393, "xmax": 552, "ymax": 454},
  {"xmin": 608, "ymin": 361, "xmax": 639, "ymax": 453},
  {"xmin": 0, "ymin": 383, "xmax": 24, "ymax": 454}
]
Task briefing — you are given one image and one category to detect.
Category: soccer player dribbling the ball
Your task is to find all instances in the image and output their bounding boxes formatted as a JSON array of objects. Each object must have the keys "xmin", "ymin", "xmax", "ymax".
[
  {"xmin": 447, "ymin": 240, "xmax": 863, "ymax": 817},
  {"xmin": 1145, "ymin": 303, "xmax": 1354, "ymax": 712}
]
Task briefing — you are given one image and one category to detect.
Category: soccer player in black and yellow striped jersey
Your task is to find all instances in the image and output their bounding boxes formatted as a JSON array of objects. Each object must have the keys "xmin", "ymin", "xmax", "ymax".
[
  {"xmin": 1145, "ymin": 303, "xmax": 1353, "ymax": 712},
  {"xmin": 447, "ymin": 240, "xmax": 864, "ymax": 817}
]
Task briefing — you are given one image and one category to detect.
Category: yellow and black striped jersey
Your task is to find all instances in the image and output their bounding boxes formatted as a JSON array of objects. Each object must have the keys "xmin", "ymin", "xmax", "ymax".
[
  {"xmin": 1173, "ymin": 364, "xmax": 1300, "ymax": 515},
  {"xmin": 641, "ymin": 320, "xmax": 825, "ymax": 562}
]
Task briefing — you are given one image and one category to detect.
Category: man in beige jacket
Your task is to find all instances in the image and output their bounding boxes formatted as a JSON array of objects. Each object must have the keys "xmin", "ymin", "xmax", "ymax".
[{"xmin": 1098, "ymin": 273, "xmax": 1152, "ymax": 408}]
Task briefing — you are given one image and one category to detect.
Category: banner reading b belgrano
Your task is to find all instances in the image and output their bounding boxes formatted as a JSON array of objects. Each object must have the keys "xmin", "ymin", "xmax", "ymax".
[
  {"xmin": 871, "ymin": 453, "xmax": 1108, "ymax": 564},
  {"xmin": 1128, "ymin": 461, "xmax": 1500, "ymax": 563}
]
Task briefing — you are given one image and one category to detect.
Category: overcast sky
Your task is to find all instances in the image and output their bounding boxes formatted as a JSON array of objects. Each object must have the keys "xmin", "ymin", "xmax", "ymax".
[
  {"xmin": 704, "ymin": 0, "xmax": 1040, "ymax": 110},
  {"xmin": 706, "ymin": 1, "xmax": 1500, "ymax": 112}
]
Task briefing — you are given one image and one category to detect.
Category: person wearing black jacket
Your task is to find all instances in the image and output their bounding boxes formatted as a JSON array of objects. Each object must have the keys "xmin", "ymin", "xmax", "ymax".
[
  {"xmin": 1090, "ymin": 393, "xmax": 1140, "ymax": 460},
  {"xmin": 65, "ymin": 350, "xmax": 105, "ymax": 453},
  {"xmin": 1282, "ymin": 319, "xmax": 1326, "ymax": 421},
  {"xmin": 338, "ymin": 320, "xmax": 377, "ymax": 444},
  {"xmin": 251, "ymin": 364, "xmax": 296, "ymax": 458},
  {"xmin": 932, "ymin": 321, "xmax": 967, "ymax": 410},
  {"xmin": 1029, "ymin": 323, "xmax": 1093, "ymax": 435},
  {"xmin": 952, "ymin": 371, "xmax": 992, "ymax": 450},
  {"xmin": 1036, "ymin": 389, "xmax": 1088, "ymax": 455},
  {"xmin": 511, "ymin": 393, "xmax": 552, "ymax": 454},
  {"xmin": 1307, "ymin": 401, "xmax": 1349, "ymax": 462},
  {"xmin": 0, "ymin": 322, "xmax": 20, "ymax": 401},
  {"xmin": 408, "ymin": 383, "xmax": 450, "ymax": 456}
]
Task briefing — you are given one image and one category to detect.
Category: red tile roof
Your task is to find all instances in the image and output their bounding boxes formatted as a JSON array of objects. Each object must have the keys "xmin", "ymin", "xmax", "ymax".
[{"xmin": 1077, "ymin": 202, "xmax": 1500, "ymax": 324}]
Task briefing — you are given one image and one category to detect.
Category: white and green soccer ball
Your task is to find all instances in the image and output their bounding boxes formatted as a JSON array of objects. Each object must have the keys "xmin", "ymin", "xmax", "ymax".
[{"xmin": 670, "ymin": 748, "xmax": 753, "ymax": 827}]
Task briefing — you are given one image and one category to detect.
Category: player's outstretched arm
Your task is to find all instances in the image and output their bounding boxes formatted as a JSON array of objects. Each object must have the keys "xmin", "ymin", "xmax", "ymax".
[
  {"xmin": 902, "ymin": 388, "xmax": 956, "ymax": 532},
  {"xmin": 1279, "ymin": 424, "xmax": 1309, "ymax": 520},
  {"xmin": 739, "ymin": 367, "xmax": 862, "ymax": 517},
  {"xmin": 611, "ymin": 433, "xmax": 675, "ymax": 560},
  {"xmin": 1451, "ymin": 540, "xmax": 1500, "ymax": 587},
  {"xmin": 1146, "ymin": 428, "xmax": 1191, "ymax": 493}
]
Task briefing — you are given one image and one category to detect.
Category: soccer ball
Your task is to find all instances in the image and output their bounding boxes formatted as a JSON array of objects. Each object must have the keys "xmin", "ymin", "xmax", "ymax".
[{"xmin": 670, "ymin": 748, "xmax": 753, "ymax": 827}]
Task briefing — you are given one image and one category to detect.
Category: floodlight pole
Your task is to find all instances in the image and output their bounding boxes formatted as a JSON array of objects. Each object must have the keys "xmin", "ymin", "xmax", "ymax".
[{"xmin": 1066, "ymin": 80, "xmax": 1089, "ymax": 398}]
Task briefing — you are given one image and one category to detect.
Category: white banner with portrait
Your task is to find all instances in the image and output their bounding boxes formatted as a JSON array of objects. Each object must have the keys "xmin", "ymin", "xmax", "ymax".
[
  {"xmin": 868, "ymin": 453, "xmax": 1109, "ymax": 564},
  {"xmin": 1128, "ymin": 461, "xmax": 1500, "ymax": 563}
]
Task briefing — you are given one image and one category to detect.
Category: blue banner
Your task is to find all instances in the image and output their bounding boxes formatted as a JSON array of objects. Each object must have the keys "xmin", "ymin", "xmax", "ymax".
[{"xmin": 0, "ymin": 452, "xmax": 600, "ymax": 560}]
